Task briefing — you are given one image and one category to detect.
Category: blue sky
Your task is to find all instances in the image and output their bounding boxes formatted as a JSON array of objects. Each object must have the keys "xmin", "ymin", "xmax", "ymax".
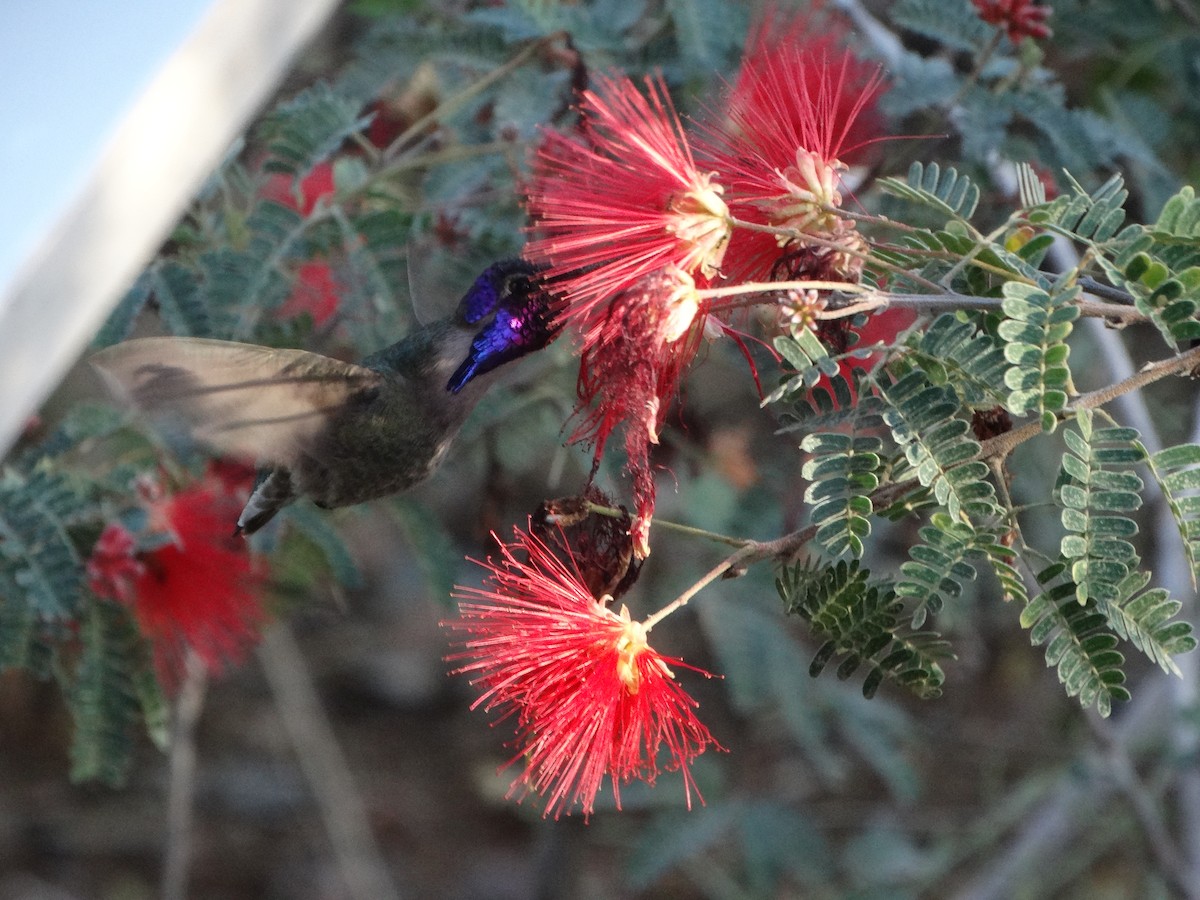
[{"xmin": 0, "ymin": 1, "xmax": 209, "ymax": 296}]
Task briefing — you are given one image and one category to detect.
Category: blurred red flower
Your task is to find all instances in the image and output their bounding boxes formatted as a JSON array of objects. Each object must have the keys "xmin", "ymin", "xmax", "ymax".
[
  {"xmin": 87, "ymin": 468, "xmax": 267, "ymax": 688},
  {"xmin": 972, "ymin": 0, "xmax": 1052, "ymax": 43},
  {"xmin": 524, "ymin": 72, "xmax": 730, "ymax": 342},
  {"xmin": 260, "ymin": 160, "xmax": 337, "ymax": 217},
  {"xmin": 446, "ymin": 525, "xmax": 720, "ymax": 819},
  {"xmin": 276, "ymin": 260, "xmax": 340, "ymax": 327}
]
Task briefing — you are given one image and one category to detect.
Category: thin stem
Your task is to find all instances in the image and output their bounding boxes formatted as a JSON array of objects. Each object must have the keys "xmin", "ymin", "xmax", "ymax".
[
  {"xmin": 380, "ymin": 33, "xmax": 564, "ymax": 162},
  {"xmin": 698, "ymin": 279, "xmax": 870, "ymax": 301},
  {"xmin": 585, "ymin": 501, "xmax": 749, "ymax": 548},
  {"xmin": 981, "ymin": 343, "xmax": 1200, "ymax": 463},
  {"xmin": 372, "ymin": 140, "xmax": 525, "ymax": 184},
  {"xmin": 162, "ymin": 649, "xmax": 208, "ymax": 900},
  {"xmin": 643, "ymin": 543, "xmax": 760, "ymax": 631},
  {"xmin": 875, "ymin": 291, "xmax": 1147, "ymax": 324},
  {"xmin": 950, "ymin": 30, "xmax": 1004, "ymax": 107},
  {"xmin": 727, "ymin": 215, "xmax": 948, "ymax": 294},
  {"xmin": 259, "ymin": 623, "xmax": 401, "ymax": 900}
]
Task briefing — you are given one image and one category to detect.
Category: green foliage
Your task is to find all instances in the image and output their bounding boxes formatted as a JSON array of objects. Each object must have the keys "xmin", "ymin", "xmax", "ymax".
[
  {"xmin": 910, "ymin": 313, "xmax": 1009, "ymax": 408},
  {"xmin": 801, "ymin": 432, "xmax": 883, "ymax": 559},
  {"xmin": 0, "ymin": 467, "xmax": 87, "ymax": 621},
  {"xmin": 777, "ymin": 559, "xmax": 952, "ymax": 700},
  {"xmin": 878, "ymin": 162, "xmax": 981, "ymax": 223},
  {"xmin": 895, "ymin": 514, "xmax": 984, "ymax": 629},
  {"xmin": 143, "ymin": 260, "xmax": 213, "ymax": 339},
  {"xmin": 1100, "ymin": 571, "xmax": 1196, "ymax": 676},
  {"xmin": 1150, "ymin": 184, "xmax": 1200, "ymax": 243},
  {"xmin": 1145, "ymin": 442, "xmax": 1200, "ymax": 588},
  {"xmin": 1089, "ymin": 186, "xmax": 1200, "ymax": 348},
  {"xmin": 1057, "ymin": 410, "xmax": 1144, "ymax": 605},
  {"xmin": 202, "ymin": 200, "xmax": 309, "ymax": 340},
  {"xmin": 1027, "ymin": 172, "xmax": 1128, "ymax": 243},
  {"xmin": 888, "ymin": 0, "xmax": 992, "ymax": 55},
  {"xmin": 877, "ymin": 370, "xmax": 998, "ymax": 521},
  {"xmin": 1020, "ymin": 568, "xmax": 1130, "ymax": 717},
  {"xmin": 66, "ymin": 600, "xmax": 156, "ymax": 786},
  {"xmin": 766, "ymin": 326, "xmax": 842, "ymax": 404},
  {"xmin": 256, "ymin": 83, "xmax": 372, "ymax": 178},
  {"xmin": 93, "ymin": 269, "xmax": 153, "ymax": 348},
  {"xmin": 999, "ymin": 282, "xmax": 1079, "ymax": 431}
]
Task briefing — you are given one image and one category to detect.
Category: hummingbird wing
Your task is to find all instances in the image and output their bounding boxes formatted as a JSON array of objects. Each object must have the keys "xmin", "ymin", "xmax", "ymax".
[{"xmin": 91, "ymin": 336, "xmax": 383, "ymax": 467}]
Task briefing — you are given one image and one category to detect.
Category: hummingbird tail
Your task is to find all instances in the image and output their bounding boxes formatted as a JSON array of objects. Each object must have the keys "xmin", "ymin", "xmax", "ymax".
[{"xmin": 236, "ymin": 468, "xmax": 297, "ymax": 535}]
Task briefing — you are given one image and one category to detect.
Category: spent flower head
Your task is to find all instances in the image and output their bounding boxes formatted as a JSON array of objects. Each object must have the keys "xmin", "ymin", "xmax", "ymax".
[{"xmin": 572, "ymin": 268, "xmax": 706, "ymax": 557}]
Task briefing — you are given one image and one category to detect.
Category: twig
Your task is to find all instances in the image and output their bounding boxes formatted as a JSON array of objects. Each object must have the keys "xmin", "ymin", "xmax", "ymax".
[
  {"xmin": 1088, "ymin": 715, "xmax": 1194, "ymax": 897},
  {"xmin": 258, "ymin": 623, "xmax": 402, "ymax": 900},
  {"xmin": 380, "ymin": 32, "xmax": 566, "ymax": 162},
  {"xmin": 162, "ymin": 649, "xmax": 208, "ymax": 900}
]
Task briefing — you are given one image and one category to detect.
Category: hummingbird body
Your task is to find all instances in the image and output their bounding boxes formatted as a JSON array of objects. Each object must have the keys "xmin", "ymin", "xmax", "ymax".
[{"xmin": 92, "ymin": 259, "xmax": 556, "ymax": 534}]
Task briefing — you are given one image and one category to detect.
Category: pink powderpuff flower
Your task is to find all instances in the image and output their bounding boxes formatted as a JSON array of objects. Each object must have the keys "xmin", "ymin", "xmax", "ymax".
[
  {"xmin": 446, "ymin": 525, "xmax": 721, "ymax": 819},
  {"xmin": 972, "ymin": 0, "xmax": 1052, "ymax": 44},
  {"xmin": 524, "ymin": 71, "xmax": 731, "ymax": 342},
  {"xmin": 697, "ymin": 10, "xmax": 886, "ymax": 286},
  {"xmin": 87, "ymin": 467, "xmax": 267, "ymax": 689}
]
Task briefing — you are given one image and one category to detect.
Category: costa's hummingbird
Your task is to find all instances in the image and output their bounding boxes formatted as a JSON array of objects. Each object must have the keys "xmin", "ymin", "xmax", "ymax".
[{"xmin": 92, "ymin": 259, "xmax": 557, "ymax": 534}]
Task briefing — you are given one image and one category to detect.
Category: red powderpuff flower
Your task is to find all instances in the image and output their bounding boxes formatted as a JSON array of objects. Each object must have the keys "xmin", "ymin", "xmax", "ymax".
[
  {"xmin": 697, "ymin": 12, "xmax": 886, "ymax": 286},
  {"xmin": 972, "ymin": 0, "xmax": 1052, "ymax": 44},
  {"xmin": 276, "ymin": 260, "xmax": 341, "ymax": 327},
  {"xmin": 524, "ymin": 72, "xmax": 731, "ymax": 340},
  {"xmin": 87, "ymin": 473, "xmax": 267, "ymax": 688},
  {"xmin": 446, "ymin": 525, "xmax": 721, "ymax": 819}
]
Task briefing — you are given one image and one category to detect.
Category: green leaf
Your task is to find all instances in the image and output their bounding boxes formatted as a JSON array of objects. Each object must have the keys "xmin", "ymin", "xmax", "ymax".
[
  {"xmin": 778, "ymin": 559, "xmax": 952, "ymax": 700},
  {"xmin": 66, "ymin": 601, "xmax": 150, "ymax": 786},
  {"xmin": 877, "ymin": 370, "xmax": 998, "ymax": 521},
  {"xmin": 1020, "ymin": 575, "xmax": 1129, "ymax": 717},
  {"xmin": 878, "ymin": 162, "xmax": 980, "ymax": 221},
  {"xmin": 1057, "ymin": 411, "xmax": 1143, "ymax": 605},
  {"xmin": 999, "ymin": 282, "xmax": 1080, "ymax": 430},
  {"xmin": 1146, "ymin": 442, "xmax": 1200, "ymax": 589},
  {"xmin": 0, "ymin": 468, "xmax": 86, "ymax": 620},
  {"xmin": 801, "ymin": 433, "xmax": 882, "ymax": 558}
]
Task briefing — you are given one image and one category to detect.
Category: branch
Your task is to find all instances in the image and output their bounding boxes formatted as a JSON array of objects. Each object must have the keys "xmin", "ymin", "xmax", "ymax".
[
  {"xmin": 635, "ymin": 341, "xmax": 1200, "ymax": 630},
  {"xmin": 258, "ymin": 623, "xmax": 402, "ymax": 900},
  {"xmin": 162, "ymin": 650, "xmax": 208, "ymax": 900}
]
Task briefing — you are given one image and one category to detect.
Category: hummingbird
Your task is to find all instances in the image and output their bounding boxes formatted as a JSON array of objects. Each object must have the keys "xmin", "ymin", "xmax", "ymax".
[{"xmin": 91, "ymin": 258, "xmax": 558, "ymax": 534}]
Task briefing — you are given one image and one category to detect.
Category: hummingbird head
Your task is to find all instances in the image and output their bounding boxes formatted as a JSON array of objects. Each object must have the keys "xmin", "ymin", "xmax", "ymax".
[{"xmin": 446, "ymin": 259, "xmax": 561, "ymax": 393}]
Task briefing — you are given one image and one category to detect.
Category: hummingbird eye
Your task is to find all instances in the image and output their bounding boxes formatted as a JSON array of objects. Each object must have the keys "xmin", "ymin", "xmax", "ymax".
[{"xmin": 456, "ymin": 258, "xmax": 543, "ymax": 324}]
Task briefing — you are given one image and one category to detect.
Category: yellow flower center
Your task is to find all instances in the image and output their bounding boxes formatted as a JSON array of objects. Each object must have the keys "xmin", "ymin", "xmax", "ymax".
[
  {"xmin": 771, "ymin": 149, "xmax": 848, "ymax": 240},
  {"xmin": 667, "ymin": 172, "xmax": 732, "ymax": 279},
  {"xmin": 658, "ymin": 266, "xmax": 701, "ymax": 345},
  {"xmin": 609, "ymin": 603, "xmax": 673, "ymax": 694}
]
